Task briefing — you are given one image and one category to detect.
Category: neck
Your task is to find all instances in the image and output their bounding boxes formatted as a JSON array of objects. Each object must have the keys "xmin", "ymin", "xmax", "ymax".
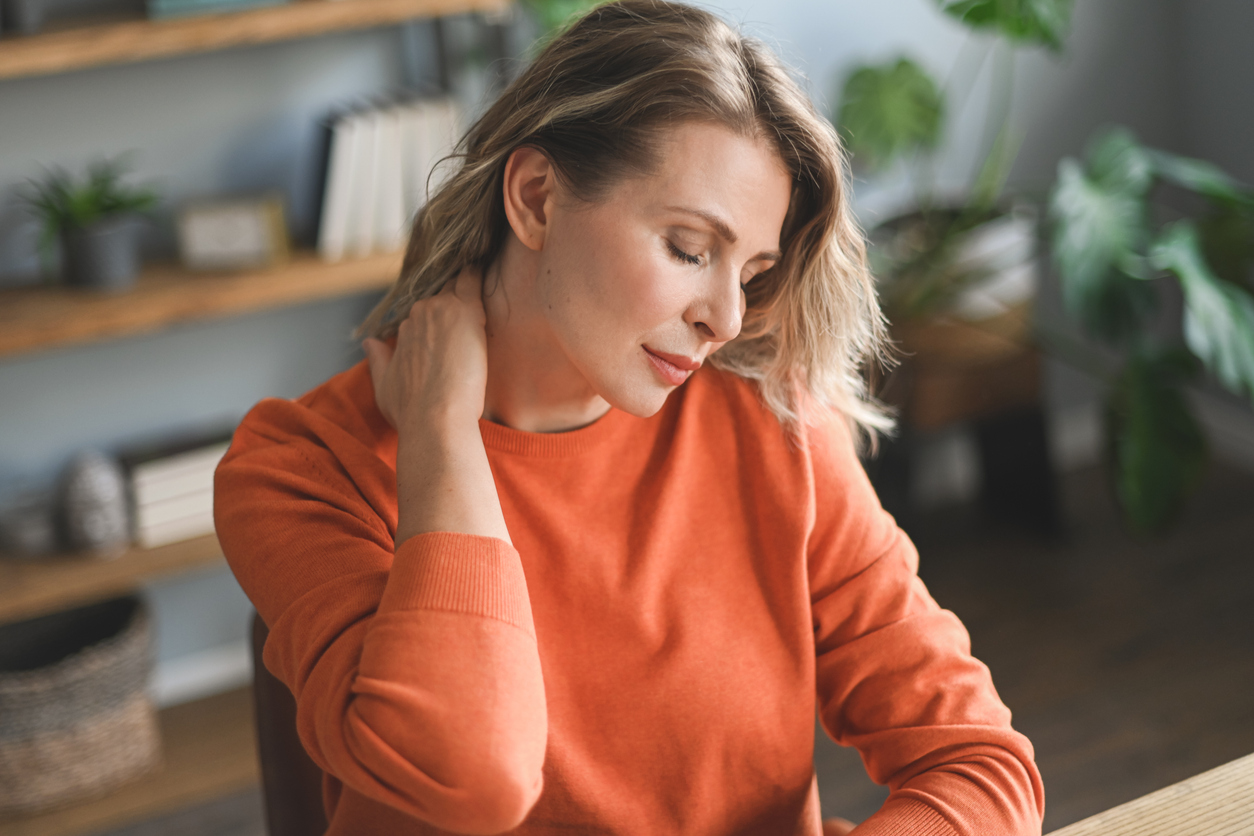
[{"xmin": 481, "ymin": 237, "xmax": 611, "ymax": 434}]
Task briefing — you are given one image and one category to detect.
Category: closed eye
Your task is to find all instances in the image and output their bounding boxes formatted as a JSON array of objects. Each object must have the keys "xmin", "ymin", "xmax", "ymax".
[{"xmin": 667, "ymin": 240, "xmax": 702, "ymax": 267}]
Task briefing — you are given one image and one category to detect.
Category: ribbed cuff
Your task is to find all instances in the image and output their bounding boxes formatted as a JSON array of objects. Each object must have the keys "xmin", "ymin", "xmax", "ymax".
[
  {"xmin": 853, "ymin": 798, "xmax": 957, "ymax": 836},
  {"xmin": 380, "ymin": 531, "xmax": 534, "ymax": 636}
]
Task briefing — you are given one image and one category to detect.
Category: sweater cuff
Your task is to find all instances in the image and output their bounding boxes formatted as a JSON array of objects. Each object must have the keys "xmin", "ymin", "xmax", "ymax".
[
  {"xmin": 379, "ymin": 531, "xmax": 534, "ymax": 636},
  {"xmin": 854, "ymin": 798, "xmax": 957, "ymax": 836}
]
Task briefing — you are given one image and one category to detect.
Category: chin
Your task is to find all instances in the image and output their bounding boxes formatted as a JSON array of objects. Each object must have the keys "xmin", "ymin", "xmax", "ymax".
[{"xmin": 600, "ymin": 378, "xmax": 676, "ymax": 419}]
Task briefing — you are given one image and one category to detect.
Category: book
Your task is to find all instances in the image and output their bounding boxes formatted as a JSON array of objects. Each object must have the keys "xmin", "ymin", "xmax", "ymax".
[
  {"xmin": 374, "ymin": 107, "xmax": 407, "ymax": 253},
  {"xmin": 318, "ymin": 113, "xmax": 362, "ymax": 261},
  {"xmin": 316, "ymin": 96, "xmax": 462, "ymax": 262},
  {"xmin": 117, "ymin": 428, "xmax": 234, "ymax": 549},
  {"xmin": 348, "ymin": 110, "xmax": 382, "ymax": 259}
]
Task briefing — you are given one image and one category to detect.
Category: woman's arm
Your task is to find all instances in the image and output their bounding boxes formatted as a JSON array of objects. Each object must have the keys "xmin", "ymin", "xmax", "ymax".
[
  {"xmin": 805, "ymin": 411, "xmax": 1044, "ymax": 836},
  {"xmin": 363, "ymin": 268, "xmax": 511, "ymax": 547},
  {"xmin": 216, "ymin": 270, "xmax": 546, "ymax": 835}
]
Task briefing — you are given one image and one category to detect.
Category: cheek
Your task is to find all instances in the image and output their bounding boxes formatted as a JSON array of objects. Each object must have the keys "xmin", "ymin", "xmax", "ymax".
[{"xmin": 551, "ymin": 213, "xmax": 684, "ymax": 335}]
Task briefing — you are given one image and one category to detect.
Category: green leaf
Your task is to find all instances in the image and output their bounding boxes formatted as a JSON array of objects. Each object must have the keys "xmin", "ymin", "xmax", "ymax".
[
  {"xmin": 1147, "ymin": 149, "xmax": 1254, "ymax": 209},
  {"xmin": 525, "ymin": 0, "xmax": 601, "ymax": 35},
  {"xmin": 1199, "ymin": 204, "xmax": 1254, "ymax": 288},
  {"xmin": 1151, "ymin": 221, "xmax": 1254, "ymax": 401},
  {"xmin": 836, "ymin": 58, "xmax": 944, "ymax": 172},
  {"xmin": 1085, "ymin": 127, "xmax": 1154, "ymax": 197},
  {"xmin": 937, "ymin": 0, "xmax": 1075, "ymax": 51},
  {"xmin": 1049, "ymin": 156, "xmax": 1152, "ymax": 338},
  {"xmin": 1106, "ymin": 350, "xmax": 1206, "ymax": 533}
]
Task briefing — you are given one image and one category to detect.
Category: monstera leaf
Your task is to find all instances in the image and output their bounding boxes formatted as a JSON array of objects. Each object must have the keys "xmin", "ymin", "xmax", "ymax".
[
  {"xmin": 1151, "ymin": 222, "xmax": 1254, "ymax": 401},
  {"xmin": 1049, "ymin": 152, "xmax": 1152, "ymax": 340},
  {"xmin": 837, "ymin": 58, "xmax": 944, "ymax": 172},
  {"xmin": 1106, "ymin": 350, "xmax": 1207, "ymax": 534},
  {"xmin": 937, "ymin": 0, "xmax": 1075, "ymax": 51},
  {"xmin": 1147, "ymin": 150, "xmax": 1254, "ymax": 209}
]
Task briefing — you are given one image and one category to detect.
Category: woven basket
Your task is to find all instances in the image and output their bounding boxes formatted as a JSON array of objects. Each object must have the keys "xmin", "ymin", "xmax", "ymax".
[{"xmin": 0, "ymin": 595, "xmax": 162, "ymax": 816}]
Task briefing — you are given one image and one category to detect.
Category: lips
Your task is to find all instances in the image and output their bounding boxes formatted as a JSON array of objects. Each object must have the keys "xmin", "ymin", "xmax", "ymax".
[{"xmin": 643, "ymin": 346, "xmax": 700, "ymax": 386}]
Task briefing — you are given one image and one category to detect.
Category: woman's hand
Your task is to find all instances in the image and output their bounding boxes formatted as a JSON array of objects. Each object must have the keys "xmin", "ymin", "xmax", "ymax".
[
  {"xmin": 362, "ymin": 266, "xmax": 511, "ymax": 546},
  {"xmin": 362, "ymin": 266, "xmax": 488, "ymax": 432}
]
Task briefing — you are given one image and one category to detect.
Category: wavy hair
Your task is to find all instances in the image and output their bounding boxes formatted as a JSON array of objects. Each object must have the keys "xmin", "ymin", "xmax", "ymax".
[{"xmin": 357, "ymin": 0, "xmax": 893, "ymax": 446}]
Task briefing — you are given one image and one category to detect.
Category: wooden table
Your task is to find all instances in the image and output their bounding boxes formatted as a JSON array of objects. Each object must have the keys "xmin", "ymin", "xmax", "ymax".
[{"xmin": 1047, "ymin": 752, "xmax": 1254, "ymax": 835}]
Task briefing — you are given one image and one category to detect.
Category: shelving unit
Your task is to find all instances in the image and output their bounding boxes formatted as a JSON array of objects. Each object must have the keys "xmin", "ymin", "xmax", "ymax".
[
  {"xmin": 0, "ymin": 686, "xmax": 259, "ymax": 836},
  {"xmin": 0, "ymin": 0, "xmax": 499, "ymax": 830},
  {"xmin": 0, "ymin": 0, "xmax": 509, "ymax": 81},
  {"xmin": 0, "ymin": 249, "xmax": 402, "ymax": 358},
  {"xmin": 0, "ymin": 534, "xmax": 225, "ymax": 624}
]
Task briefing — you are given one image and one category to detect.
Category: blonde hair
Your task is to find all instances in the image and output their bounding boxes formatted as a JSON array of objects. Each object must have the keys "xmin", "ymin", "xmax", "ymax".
[{"xmin": 357, "ymin": 0, "xmax": 893, "ymax": 446}]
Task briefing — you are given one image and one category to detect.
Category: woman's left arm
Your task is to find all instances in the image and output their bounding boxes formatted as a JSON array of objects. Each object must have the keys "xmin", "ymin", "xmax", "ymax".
[{"xmin": 805, "ymin": 411, "xmax": 1045, "ymax": 836}]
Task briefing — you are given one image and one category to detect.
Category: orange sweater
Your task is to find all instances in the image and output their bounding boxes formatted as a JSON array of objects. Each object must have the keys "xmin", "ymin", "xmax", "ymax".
[{"xmin": 215, "ymin": 358, "xmax": 1044, "ymax": 836}]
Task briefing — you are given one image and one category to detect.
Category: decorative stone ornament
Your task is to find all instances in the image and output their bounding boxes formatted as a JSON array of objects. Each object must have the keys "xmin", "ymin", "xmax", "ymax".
[{"xmin": 58, "ymin": 451, "xmax": 130, "ymax": 557}]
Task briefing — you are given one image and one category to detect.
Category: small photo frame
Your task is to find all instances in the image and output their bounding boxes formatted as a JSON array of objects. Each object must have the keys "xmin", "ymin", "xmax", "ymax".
[{"xmin": 177, "ymin": 194, "xmax": 290, "ymax": 272}]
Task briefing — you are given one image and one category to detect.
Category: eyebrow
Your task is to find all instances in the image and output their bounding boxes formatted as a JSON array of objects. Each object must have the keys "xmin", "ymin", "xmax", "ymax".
[{"xmin": 665, "ymin": 205, "xmax": 782, "ymax": 262}]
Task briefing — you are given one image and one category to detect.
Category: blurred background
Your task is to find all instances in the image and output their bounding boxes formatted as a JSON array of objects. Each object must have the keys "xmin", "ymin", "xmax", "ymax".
[{"xmin": 0, "ymin": 0, "xmax": 1251, "ymax": 833}]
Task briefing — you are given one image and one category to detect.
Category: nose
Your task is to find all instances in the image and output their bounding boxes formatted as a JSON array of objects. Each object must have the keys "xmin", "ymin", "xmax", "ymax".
[{"xmin": 687, "ymin": 269, "xmax": 745, "ymax": 344}]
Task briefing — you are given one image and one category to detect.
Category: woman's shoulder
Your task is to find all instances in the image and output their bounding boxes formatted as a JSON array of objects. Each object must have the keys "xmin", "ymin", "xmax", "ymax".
[
  {"xmin": 226, "ymin": 358, "xmax": 392, "ymax": 471},
  {"xmin": 683, "ymin": 365, "xmax": 861, "ymax": 466}
]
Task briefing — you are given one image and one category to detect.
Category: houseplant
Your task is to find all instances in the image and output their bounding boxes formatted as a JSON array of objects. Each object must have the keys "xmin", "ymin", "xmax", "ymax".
[
  {"xmin": 1048, "ymin": 126, "xmax": 1254, "ymax": 533},
  {"xmin": 20, "ymin": 157, "xmax": 158, "ymax": 293},
  {"xmin": 836, "ymin": 1, "xmax": 1074, "ymax": 528},
  {"xmin": 837, "ymin": 0, "xmax": 1075, "ymax": 332}
]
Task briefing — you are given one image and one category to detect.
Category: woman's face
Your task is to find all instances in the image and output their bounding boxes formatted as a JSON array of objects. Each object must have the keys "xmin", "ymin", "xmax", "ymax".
[{"xmin": 534, "ymin": 121, "xmax": 793, "ymax": 418}]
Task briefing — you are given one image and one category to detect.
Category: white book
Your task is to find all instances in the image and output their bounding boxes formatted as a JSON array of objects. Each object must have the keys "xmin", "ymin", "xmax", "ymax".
[
  {"xmin": 399, "ymin": 100, "xmax": 434, "ymax": 224},
  {"xmin": 136, "ymin": 487, "xmax": 214, "ymax": 530},
  {"xmin": 348, "ymin": 110, "xmax": 382, "ymax": 258},
  {"xmin": 131, "ymin": 442, "xmax": 230, "ymax": 506},
  {"xmin": 317, "ymin": 115, "xmax": 361, "ymax": 262},
  {"xmin": 139, "ymin": 509, "xmax": 217, "ymax": 549},
  {"xmin": 427, "ymin": 99, "xmax": 460, "ymax": 195},
  {"xmin": 374, "ymin": 107, "xmax": 407, "ymax": 254}
]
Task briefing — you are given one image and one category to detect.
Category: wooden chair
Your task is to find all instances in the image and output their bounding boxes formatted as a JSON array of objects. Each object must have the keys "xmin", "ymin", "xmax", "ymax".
[{"xmin": 250, "ymin": 612, "xmax": 330, "ymax": 836}]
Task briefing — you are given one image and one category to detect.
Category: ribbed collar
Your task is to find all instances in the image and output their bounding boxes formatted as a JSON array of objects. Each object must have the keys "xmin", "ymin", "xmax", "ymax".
[{"xmin": 478, "ymin": 406, "xmax": 636, "ymax": 457}]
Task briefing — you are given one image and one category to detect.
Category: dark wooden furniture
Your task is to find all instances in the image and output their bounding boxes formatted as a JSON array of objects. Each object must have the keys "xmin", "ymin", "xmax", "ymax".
[{"xmin": 250, "ymin": 613, "xmax": 329, "ymax": 836}]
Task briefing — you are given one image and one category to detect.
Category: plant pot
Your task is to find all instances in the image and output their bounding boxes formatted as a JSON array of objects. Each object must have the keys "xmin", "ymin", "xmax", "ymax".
[
  {"xmin": 62, "ymin": 215, "xmax": 143, "ymax": 293},
  {"xmin": 3, "ymin": 0, "xmax": 45, "ymax": 34}
]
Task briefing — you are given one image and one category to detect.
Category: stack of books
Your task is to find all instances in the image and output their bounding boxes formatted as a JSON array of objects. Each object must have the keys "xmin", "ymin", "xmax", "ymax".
[
  {"xmin": 120, "ymin": 431, "xmax": 233, "ymax": 549},
  {"xmin": 317, "ymin": 97, "xmax": 461, "ymax": 262}
]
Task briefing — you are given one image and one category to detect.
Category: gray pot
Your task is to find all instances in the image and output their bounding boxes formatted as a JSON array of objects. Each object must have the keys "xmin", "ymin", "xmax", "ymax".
[
  {"xmin": 3, "ymin": 0, "xmax": 45, "ymax": 34},
  {"xmin": 62, "ymin": 216, "xmax": 142, "ymax": 293}
]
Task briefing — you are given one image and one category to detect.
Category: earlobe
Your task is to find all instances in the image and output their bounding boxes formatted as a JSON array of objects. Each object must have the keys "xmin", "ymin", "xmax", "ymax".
[{"xmin": 502, "ymin": 146, "xmax": 554, "ymax": 252}]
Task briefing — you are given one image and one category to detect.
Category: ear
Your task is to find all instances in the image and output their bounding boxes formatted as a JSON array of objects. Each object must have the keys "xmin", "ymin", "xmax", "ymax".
[{"xmin": 502, "ymin": 146, "xmax": 556, "ymax": 252}]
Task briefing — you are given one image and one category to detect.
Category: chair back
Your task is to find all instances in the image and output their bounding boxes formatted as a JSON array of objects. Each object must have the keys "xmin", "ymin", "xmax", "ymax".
[{"xmin": 250, "ymin": 611, "xmax": 330, "ymax": 836}]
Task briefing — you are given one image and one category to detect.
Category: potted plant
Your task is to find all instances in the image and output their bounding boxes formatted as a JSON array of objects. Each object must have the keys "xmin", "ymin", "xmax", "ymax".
[
  {"xmin": 20, "ymin": 157, "xmax": 158, "ymax": 294},
  {"xmin": 836, "ymin": 0, "xmax": 1074, "ymax": 528},
  {"xmin": 1047, "ymin": 126, "xmax": 1254, "ymax": 533}
]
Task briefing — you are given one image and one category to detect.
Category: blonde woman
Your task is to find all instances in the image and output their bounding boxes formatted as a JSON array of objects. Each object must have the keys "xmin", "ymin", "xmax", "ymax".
[{"xmin": 215, "ymin": 2, "xmax": 1044, "ymax": 834}]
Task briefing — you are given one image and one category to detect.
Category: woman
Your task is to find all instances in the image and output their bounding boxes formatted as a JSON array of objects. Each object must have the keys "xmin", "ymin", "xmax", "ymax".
[{"xmin": 214, "ymin": 2, "xmax": 1045, "ymax": 834}]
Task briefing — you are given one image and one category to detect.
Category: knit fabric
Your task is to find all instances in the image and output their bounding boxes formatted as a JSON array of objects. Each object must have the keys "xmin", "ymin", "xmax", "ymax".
[{"xmin": 214, "ymin": 359, "xmax": 1045, "ymax": 835}]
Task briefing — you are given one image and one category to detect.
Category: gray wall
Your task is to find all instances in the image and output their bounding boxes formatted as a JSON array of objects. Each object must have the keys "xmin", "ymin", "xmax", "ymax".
[
  {"xmin": 0, "ymin": 0, "xmax": 1244, "ymax": 684},
  {"xmin": 0, "ymin": 28, "xmax": 413, "ymax": 670}
]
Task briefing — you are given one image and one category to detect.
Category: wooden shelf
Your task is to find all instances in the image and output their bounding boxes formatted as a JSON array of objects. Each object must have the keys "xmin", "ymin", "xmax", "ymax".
[
  {"xmin": 0, "ymin": 249, "xmax": 401, "ymax": 359},
  {"xmin": 0, "ymin": 534, "xmax": 227, "ymax": 624},
  {"xmin": 0, "ymin": 686, "xmax": 259, "ymax": 836},
  {"xmin": 0, "ymin": 0, "xmax": 510, "ymax": 81}
]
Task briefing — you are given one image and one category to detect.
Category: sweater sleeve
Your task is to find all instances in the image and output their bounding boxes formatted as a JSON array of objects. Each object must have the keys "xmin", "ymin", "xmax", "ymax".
[
  {"xmin": 805, "ymin": 411, "xmax": 1045, "ymax": 836},
  {"xmin": 214, "ymin": 395, "xmax": 547, "ymax": 835}
]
